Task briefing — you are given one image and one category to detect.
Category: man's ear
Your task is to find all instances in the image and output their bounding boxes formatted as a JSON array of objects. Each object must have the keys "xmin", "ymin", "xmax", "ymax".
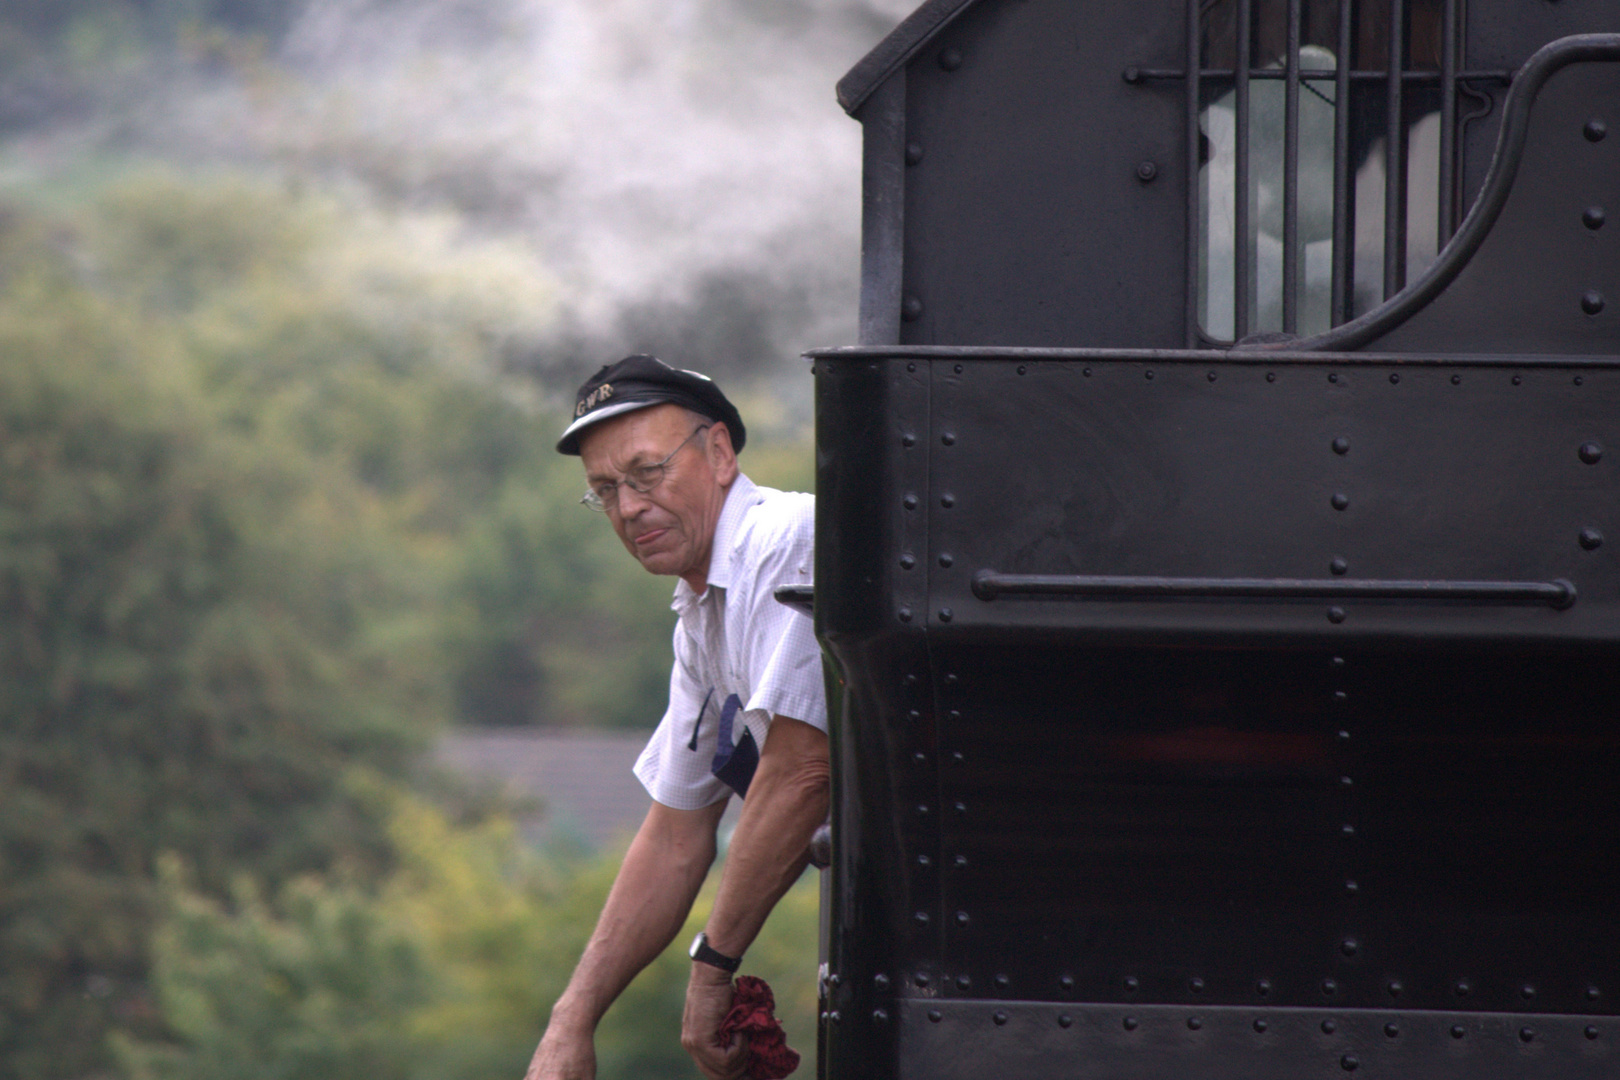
[{"xmin": 707, "ymin": 422, "xmax": 740, "ymax": 487}]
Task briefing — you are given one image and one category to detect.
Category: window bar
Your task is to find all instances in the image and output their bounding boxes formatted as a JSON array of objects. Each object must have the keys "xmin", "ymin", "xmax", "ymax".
[
  {"xmin": 1282, "ymin": 0, "xmax": 1302, "ymax": 332},
  {"xmin": 1185, "ymin": 0, "xmax": 1203, "ymax": 346},
  {"xmin": 1234, "ymin": 0, "xmax": 1253, "ymax": 338},
  {"xmin": 1331, "ymin": 0, "xmax": 1354, "ymax": 324},
  {"xmin": 1438, "ymin": 0, "xmax": 1458, "ymax": 246},
  {"xmin": 1383, "ymin": 0, "xmax": 1407, "ymax": 298}
]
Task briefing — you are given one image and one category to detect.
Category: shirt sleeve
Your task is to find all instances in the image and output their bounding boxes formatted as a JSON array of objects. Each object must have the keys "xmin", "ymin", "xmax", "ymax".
[
  {"xmin": 739, "ymin": 501, "xmax": 827, "ymax": 733},
  {"xmin": 633, "ymin": 619, "xmax": 733, "ymax": 810}
]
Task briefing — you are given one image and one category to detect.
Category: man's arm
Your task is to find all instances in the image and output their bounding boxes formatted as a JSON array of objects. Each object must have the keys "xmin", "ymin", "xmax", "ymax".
[
  {"xmin": 526, "ymin": 797, "xmax": 728, "ymax": 1080},
  {"xmin": 682, "ymin": 715, "xmax": 831, "ymax": 1080}
]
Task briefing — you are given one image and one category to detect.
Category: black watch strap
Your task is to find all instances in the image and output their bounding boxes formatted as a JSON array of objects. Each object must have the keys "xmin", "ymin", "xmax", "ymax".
[{"xmin": 689, "ymin": 931, "xmax": 742, "ymax": 973}]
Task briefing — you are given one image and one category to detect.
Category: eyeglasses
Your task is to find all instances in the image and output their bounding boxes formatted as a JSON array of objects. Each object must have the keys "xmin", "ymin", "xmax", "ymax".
[{"xmin": 580, "ymin": 424, "xmax": 710, "ymax": 512}]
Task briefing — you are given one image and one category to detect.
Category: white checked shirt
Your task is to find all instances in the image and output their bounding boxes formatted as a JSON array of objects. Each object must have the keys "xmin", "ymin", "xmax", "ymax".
[{"xmin": 633, "ymin": 473, "xmax": 825, "ymax": 809}]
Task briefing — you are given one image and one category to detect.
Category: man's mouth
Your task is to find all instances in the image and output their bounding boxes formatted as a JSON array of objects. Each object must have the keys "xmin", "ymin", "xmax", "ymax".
[{"xmin": 633, "ymin": 527, "xmax": 669, "ymax": 547}]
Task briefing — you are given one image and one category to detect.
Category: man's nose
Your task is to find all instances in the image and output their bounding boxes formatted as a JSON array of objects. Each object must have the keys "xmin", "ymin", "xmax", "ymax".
[{"xmin": 615, "ymin": 484, "xmax": 654, "ymax": 516}]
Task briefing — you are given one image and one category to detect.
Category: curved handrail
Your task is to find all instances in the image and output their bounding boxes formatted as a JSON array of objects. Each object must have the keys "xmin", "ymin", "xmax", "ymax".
[{"xmin": 1270, "ymin": 34, "xmax": 1620, "ymax": 353}]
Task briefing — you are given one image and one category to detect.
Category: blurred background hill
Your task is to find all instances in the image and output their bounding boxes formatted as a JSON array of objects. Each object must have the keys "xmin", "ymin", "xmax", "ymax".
[{"xmin": 0, "ymin": 0, "xmax": 906, "ymax": 1075}]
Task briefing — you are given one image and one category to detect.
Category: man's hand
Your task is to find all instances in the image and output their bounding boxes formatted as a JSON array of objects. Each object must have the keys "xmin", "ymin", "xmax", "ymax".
[
  {"xmin": 524, "ymin": 1021, "xmax": 596, "ymax": 1080},
  {"xmin": 681, "ymin": 963, "xmax": 748, "ymax": 1080}
]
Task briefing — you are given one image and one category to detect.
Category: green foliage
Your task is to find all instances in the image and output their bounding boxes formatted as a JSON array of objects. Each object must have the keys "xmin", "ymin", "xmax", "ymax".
[{"xmin": 117, "ymin": 793, "xmax": 821, "ymax": 1080}]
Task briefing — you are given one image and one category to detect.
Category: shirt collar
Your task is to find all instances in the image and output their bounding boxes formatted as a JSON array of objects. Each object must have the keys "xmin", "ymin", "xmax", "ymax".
[{"xmin": 671, "ymin": 472, "xmax": 760, "ymax": 610}]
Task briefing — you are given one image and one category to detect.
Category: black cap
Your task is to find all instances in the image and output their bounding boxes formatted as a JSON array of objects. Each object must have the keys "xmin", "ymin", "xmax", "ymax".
[{"xmin": 556, "ymin": 355, "xmax": 747, "ymax": 455}]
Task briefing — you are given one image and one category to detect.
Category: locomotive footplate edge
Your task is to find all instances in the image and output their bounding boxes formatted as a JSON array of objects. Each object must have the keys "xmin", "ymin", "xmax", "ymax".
[{"xmin": 895, "ymin": 1000, "xmax": 1613, "ymax": 1078}]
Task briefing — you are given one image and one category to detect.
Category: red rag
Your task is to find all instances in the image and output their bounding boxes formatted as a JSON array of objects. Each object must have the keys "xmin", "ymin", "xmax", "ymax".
[{"xmin": 714, "ymin": 975, "xmax": 801, "ymax": 1079}]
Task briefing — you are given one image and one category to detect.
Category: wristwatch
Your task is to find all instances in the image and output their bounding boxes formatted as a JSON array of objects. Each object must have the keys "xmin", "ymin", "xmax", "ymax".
[{"xmin": 688, "ymin": 931, "xmax": 742, "ymax": 973}]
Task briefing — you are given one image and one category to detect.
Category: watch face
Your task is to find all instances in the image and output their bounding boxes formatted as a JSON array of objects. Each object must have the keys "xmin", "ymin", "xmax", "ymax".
[{"xmin": 689, "ymin": 932, "xmax": 705, "ymax": 959}]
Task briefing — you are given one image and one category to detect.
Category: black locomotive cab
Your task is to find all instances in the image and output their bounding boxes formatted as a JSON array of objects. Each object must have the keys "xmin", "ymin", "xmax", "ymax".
[{"xmin": 806, "ymin": 1, "xmax": 1620, "ymax": 1078}]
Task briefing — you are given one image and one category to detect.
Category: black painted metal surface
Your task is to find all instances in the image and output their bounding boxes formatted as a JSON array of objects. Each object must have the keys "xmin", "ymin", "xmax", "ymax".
[{"xmin": 818, "ymin": 1, "xmax": 1620, "ymax": 1078}]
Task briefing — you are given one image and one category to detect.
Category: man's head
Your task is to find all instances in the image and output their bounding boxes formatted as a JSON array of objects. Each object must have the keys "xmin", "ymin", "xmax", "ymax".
[{"xmin": 562, "ymin": 357, "xmax": 744, "ymax": 591}]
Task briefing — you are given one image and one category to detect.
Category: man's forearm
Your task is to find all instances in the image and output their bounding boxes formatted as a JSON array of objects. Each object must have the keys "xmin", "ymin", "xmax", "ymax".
[
  {"xmin": 548, "ymin": 799, "xmax": 726, "ymax": 1033},
  {"xmin": 702, "ymin": 716, "xmax": 830, "ymax": 959}
]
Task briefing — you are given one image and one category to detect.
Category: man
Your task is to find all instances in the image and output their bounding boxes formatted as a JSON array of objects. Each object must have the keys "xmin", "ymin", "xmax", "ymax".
[{"xmin": 525, "ymin": 355, "xmax": 828, "ymax": 1080}]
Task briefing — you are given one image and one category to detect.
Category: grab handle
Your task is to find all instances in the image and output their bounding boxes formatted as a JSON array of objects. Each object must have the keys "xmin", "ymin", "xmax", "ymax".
[{"xmin": 971, "ymin": 572, "xmax": 1576, "ymax": 611}]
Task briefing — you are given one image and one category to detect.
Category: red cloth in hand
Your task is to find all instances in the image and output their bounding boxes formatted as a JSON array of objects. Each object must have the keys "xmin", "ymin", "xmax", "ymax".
[{"xmin": 715, "ymin": 975, "xmax": 801, "ymax": 1079}]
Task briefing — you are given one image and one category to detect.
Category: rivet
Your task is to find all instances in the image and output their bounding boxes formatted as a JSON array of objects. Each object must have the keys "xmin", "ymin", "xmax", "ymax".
[
  {"xmin": 1582, "ymin": 292, "xmax": 1605, "ymax": 315},
  {"xmin": 1059, "ymin": 974, "xmax": 1074, "ymax": 991},
  {"xmin": 938, "ymin": 609, "xmax": 953, "ymax": 623},
  {"xmin": 1341, "ymin": 939, "xmax": 1359, "ymax": 956},
  {"xmin": 899, "ymin": 608, "xmax": 913, "ymax": 623},
  {"xmin": 868, "ymin": 971, "xmax": 886, "ymax": 988},
  {"xmin": 938, "ymin": 47, "xmax": 963, "ymax": 71},
  {"xmin": 955, "ymin": 911, "xmax": 969, "ymax": 926},
  {"xmin": 902, "ymin": 432, "xmax": 916, "ymax": 447},
  {"xmin": 1576, "ymin": 374, "xmax": 1585, "ymax": 386},
  {"xmin": 905, "ymin": 673, "xmax": 919, "ymax": 686},
  {"xmin": 1585, "ymin": 206, "xmax": 1606, "ymax": 230},
  {"xmin": 1329, "ymin": 372, "xmax": 1340, "ymax": 384},
  {"xmin": 1389, "ymin": 372, "xmax": 1400, "ymax": 384},
  {"xmin": 1385, "ymin": 1022, "xmax": 1399, "ymax": 1037},
  {"xmin": 1058, "ymin": 1013, "xmax": 1073, "ymax": 1028},
  {"xmin": 1341, "ymin": 822, "xmax": 1355, "ymax": 835},
  {"xmin": 1450, "ymin": 373, "xmax": 1461, "ymax": 385},
  {"xmin": 1125, "ymin": 976, "xmax": 1140, "ymax": 992},
  {"xmin": 905, "ymin": 142, "xmax": 924, "ymax": 165},
  {"xmin": 1322, "ymin": 1018, "xmax": 1338, "ymax": 1034},
  {"xmin": 820, "ymin": 1010, "xmax": 829, "ymax": 1022},
  {"xmin": 944, "ymin": 673, "xmax": 958, "ymax": 685},
  {"xmin": 1587, "ymin": 1025, "xmax": 1600, "ymax": 1040},
  {"xmin": 1521, "ymin": 984, "xmax": 1536, "ymax": 999},
  {"xmin": 829, "ymin": 1010, "xmax": 841, "ymax": 1023},
  {"xmin": 957, "ymin": 974, "xmax": 971, "ymax": 990},
  {"xmin": 1254, "ymin": 1018, "xmax": 1269, "ymax": 1033},
  {"xmin": 1585, "ymin": 117, "xmax": 1608, "ymax": 142},
  {"xmin": 1580, "ymin": 528, "xmax": 1603, "ymax": 550},
  {"xmin": 954, "ymin": 854, "xmax": 967, "ymax": 868},
  {"xmin": 916, "ymin": 972, "xmax": 930, "ymax": 987},
  {"xmin": 1256, "ymin": 979, "xmax": 1272, "ymax": 995},
  {"xmin": 873, "ymin": 1008, "xmax": 888, "ymax": 1023},
  {"xmin": 1388, "ymin": 980, "xmax": 1403, "ymax": 997},
  {"xmin": 907, "ymin": 362, "xmax": 917, "ymax": 373},
  {"xmin": 942, "ymin": 432, "xmax": 956, "ymax": 446},
  {"xmin": 1456, "ymin": 979, "xmax": 1471, "ymax": 996},
  {"xmin": 939, "ymin": 553, "xmax": 954, "ymax": 568},
  {"xmin": 914, "ymin": 910, "xmax": 929, "ymax": 924},
  {"xmin": 1083, "ymin": 367, "xmax": 1093, "ymax": 377},
  {"xmin": 908, "ymin": 709, "xmax": 921, "ymax": 722},
  {"xmin": 1520, "ymin": 1027, "xmax": 1535, "ymax": 1043},
  {"xmin": 1340, "ymin": 775, "xmax": 1354, "ymax": 788},
  {"xmin": 903, "ymin": 494, "xmax": 918, "ymax": 509},
  {"xmin": 954, "ymin": 364, "xmax": 963, "ymax": 374},
  {"xmin": 1328, "ymin": 606, "xmax": 1347, "ymax": 624},
  {"xmin": 947, "ymin": 709, "xmax": 961, "ymax": 721},
  {"xmin": 1345, "ymin": 879, "xmax": 1359, "ymax": 894},
  {"xmin": 1332, "ymin": 656, "xmax": 1346, "ymax": 666},
  {"xmin": 1123, "ymin": 1016, "xmax": 1139, "ymax": 1031},
  {"xmin": 1512, "ymin": 374, "xmax": 1523, "ymax": 385},
  {"xmin": 1207, "ymin": 370, "xmax": 1217, "ymax": 382},
  {"xmin": 900, "ymin": 554, "xmax": 916, "ymax": 569},
  {"xmin": 917, "ymin": 854, "xmax": 931, "ymax": 866},
  {"xmin": 994, "ymin": 974, "xmax": 1009, "ymax": 989},
  {"xmin": 1588, "ymin": 985, "xmax": 1602, "ymax": 1001},
  {"xmin": 1334, "ymin": 690, "xmax": 1349, "ymax": 703},
  {"xmin": 954, "ymin": 801, "xmax": 967, "ymax": 814},
  {"xmin": 1187, "ymin": 1017, "xmax": 1203, "ymax": 1030},
  {"xmin": 1145, "ymin": 369, "xmax": 1155, "ymax": 380},
  {"xmin": 901, "ymin": 295, "xmax": 923, "ymax": 321},
  {"xmin": 951, "ymin": 751, "xmax": 964, "ymax": 763},
  {"xmin": 941, "ymin": 493, "xmax": 955, "ymax": 508},
  {"xmin": 1333, "ymin": 436, "xmax": 1350, "ymax": 454},
  {"xmin": 1190, "ymin": 977, "xmax": 1205, "ymax": 993},
  {"xmin": 928, "ymin": 1008, "xmax": 942, "ymax": 1023},
  {"xmin": 1322, "ymin": 979, "xmax": 1338, "ymax": 995},
  {"xmin": 1136, "ymin": 160, "xmax": 1159, "ymax": 182},
  {"xmin": 1341, "ymin": 1054, "xmax": 1358, "ymax": 1071},
  {"xmin": 1267, "ymin": 371, "xmax": 1277, "ymax": 382},
  {"xmin": 1452, "ymin": 1025, "xmax": 1467, "ymax": 1039},
  {"xmin": 1579, "ymin": 442, "xmax": 1603, "ymax": 464},
  {"xmin": 913, "ymin": 751, "xmax": 927, "ymax": 764},
  {"xmin": 917, "ymin": 803, "xmax": 930, "ymax": 815},
  {"xmin": 1332, "ymin": 492, "xmax": 1350, "ymax": 510},
  {"xmin": 1123, "ymin": 65, "xmax": 1143, "ymax": 82}
]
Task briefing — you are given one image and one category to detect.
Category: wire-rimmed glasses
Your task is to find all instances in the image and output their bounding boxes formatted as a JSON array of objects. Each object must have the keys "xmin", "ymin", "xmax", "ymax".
[{"xmin": 580, "ymin": 424, "xmax": 710, "ymax": 512}]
